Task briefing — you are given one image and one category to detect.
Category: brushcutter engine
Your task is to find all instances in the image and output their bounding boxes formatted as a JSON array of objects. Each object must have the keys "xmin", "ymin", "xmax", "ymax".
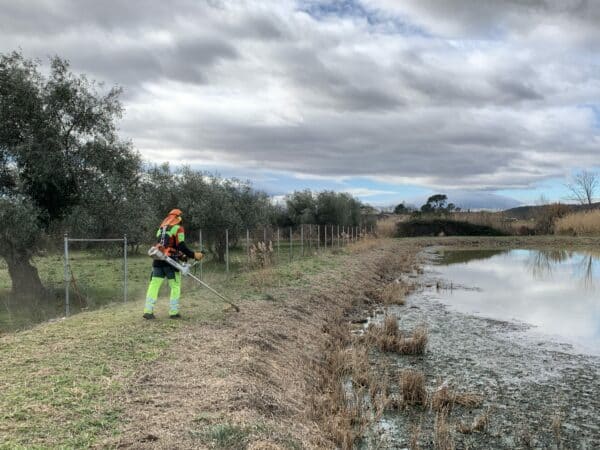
[
  {"xmin": 148, "ymin": 245, "xmax": 190, "ymax": 274},
  {"xmin": 148, "ymin": 245, "xmax": 167, "ymax": 261}
]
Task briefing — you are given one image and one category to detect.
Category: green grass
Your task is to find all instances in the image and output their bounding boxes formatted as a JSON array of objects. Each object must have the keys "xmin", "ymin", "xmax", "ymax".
[
  {"xmin": 0, "ymin": 242, "xmax": 349, "ymax": 448},
  {"xmin": 189, "ymin": 421, "xmax": 302, "ymax": 450},
  {"xmin": 191, "ymin": 422, "xmax": 265, "ymax": 449},
  {"xmin": 0, "ymin": 238, "xmax": 340, "ymax": 332}
]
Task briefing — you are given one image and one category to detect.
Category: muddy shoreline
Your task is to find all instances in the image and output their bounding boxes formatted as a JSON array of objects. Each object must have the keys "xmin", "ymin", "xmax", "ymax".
[{"xmin": 359, "ymin": 238, "xmax": 600, "ymax": 449}]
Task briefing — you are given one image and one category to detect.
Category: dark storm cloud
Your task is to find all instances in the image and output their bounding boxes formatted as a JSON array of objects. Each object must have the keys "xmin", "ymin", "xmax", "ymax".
[{"xmin": 0, "ymin": 0, "xmax": 598, "ymax": 190}]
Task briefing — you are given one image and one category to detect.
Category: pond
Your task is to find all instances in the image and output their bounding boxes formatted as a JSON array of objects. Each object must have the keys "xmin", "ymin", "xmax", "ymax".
[{"xmin": 428, "ymin": 248, "xmax": 600, "ymax": 356}]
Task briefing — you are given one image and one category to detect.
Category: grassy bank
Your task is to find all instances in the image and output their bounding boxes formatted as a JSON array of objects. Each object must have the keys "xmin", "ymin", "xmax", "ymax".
[
  {"xmin": 0, "ymin": 242, "xmax": 348, "ymax": 448},
  {"xmin": 0, "ymin": 237, "xmax": 333, "ymax": 332}
]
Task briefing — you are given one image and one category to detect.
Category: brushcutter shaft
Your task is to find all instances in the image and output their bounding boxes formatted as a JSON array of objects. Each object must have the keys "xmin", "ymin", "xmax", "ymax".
[{"xmin": 186, "ymin": 273, "xmax": 240, "ymax": 312}]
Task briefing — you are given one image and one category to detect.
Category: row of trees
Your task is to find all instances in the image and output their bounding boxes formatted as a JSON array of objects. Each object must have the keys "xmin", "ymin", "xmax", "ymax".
[
  {"xmin": 279, "ymin": 189, "xmax": 374, "ymax": 228},
  {"xmin": 0, "ymin": 51, "xmax": 371, "ymax": 298}
]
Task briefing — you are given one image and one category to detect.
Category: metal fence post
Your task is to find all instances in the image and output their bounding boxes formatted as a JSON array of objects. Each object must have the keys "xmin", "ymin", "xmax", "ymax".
[
  {"xmin": 63, "ymin": 233, "xmax": 70, "ymax": 317},
  {"xmin": 317, "ymin": 225, "xmax": 320, "ymax": 253},
  {"xmin": 123, "ymin": 234, "xmax": 128, "ymax": 303},
  {"xmin": 246, "ymin": 228, "xmax": 250, "ymax": 266},
  {"xmin": 277, "ymin": 227, "xmax": 280, "ymax": 262},
  {"xmin": 337, "ymin": 225, "xmax": 340, "ymax": 248},
  {"xmin": 301, "ymin": 224, "xmax": 304, "ymax": 257},
  {"xmin": 199, "ymin": 229, "xmax": 203, "ymax": 280},
  {"xmin": 331, "ymin": 225, "xmax": 334, "ymax": 248},
  {"xmin": 289, "ymin": 227, "xmax": 292, "ymax": 262},
  {"xmin": 324, "ymin": 225, "xmax": 327, "ymax": 250},
  {"xmin": 225, "ymin": 229, "xmax": 229, "ymax": 275}
]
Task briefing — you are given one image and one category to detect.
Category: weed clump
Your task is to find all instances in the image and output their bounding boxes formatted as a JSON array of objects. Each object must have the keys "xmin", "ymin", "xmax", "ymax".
[
  {"xmin": 434, "ymin": 408, "xmax": 455, "ymax": 450},
  {"xmin": 310, "ymin": 320, "xmax": 377, "ymax": 449},
  {"xmin": 249, "ymin": 241, "xmax": 274, "ymax": 268},
  {"xmin": 366, "ymin": 317, "xmax": 428, "ymax": 355},
  {"xmin": 431, "ymin": 383, "xmax": 483, "ymax": 412},
  {"xmin": 398, "ymin": 326, "xmax": 428, "ymax": 355},
  {"xmin": 400, "ymin": 369, "xmax": 428, "ymax": 406},
  {"xmin": 409, "ymin": 422, "xmax": 422, "ymax": 450},
  {"xmin": 379, "ymin": 282, "xmax": 406, "ymax": 305},
  {"xmin": 383, "ymin": 315, "xmax": 399, "ymax": 337},
  {"xmin": 457, "ymin": 409, "xmax": 489, "ymax": 434}
]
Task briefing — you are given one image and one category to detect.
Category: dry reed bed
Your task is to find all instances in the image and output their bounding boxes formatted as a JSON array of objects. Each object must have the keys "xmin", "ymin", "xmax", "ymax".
[
  {"xmin": 309, "ymin": 319, "xmax": 389, "ymax": 449},
  {"xmin": 555, "ymin": 209, "xmax": 600, "ymax": 236},
  {"xmin": 376, "ymin": 215, "xmax": 403, "ymax": 237}
]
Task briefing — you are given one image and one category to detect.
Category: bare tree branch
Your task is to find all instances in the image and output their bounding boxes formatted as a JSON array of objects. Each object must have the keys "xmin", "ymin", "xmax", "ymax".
[{"xmin": 565, "ymin": 170, "xmax": 598, "ymax": 205}]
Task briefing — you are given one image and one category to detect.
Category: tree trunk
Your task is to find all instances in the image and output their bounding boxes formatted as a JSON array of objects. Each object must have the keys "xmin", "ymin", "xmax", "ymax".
[{"xmin": 5, "ymin": 255, "xmax": 48, "ymax": 299}]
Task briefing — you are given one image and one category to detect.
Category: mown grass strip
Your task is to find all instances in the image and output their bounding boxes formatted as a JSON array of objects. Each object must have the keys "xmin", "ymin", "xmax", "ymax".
[{"xmin": 0, "ymin": 245, "xmax": 347, "ymax": 448}]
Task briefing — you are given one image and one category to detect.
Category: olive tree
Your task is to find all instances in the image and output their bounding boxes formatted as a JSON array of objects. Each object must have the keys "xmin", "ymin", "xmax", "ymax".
[
  {"xmin": 143, "ymin": 165, "xmax": 275, "ymax": 262},
  {"xmin": 0, "ymin": 51, "xmax": 140, "ymax": 297}
]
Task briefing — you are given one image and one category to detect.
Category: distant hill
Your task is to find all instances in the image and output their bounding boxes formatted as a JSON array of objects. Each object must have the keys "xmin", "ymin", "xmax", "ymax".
[{"xmin": 503, "ymin": 202, "xmax": 600, "ymax": 220}]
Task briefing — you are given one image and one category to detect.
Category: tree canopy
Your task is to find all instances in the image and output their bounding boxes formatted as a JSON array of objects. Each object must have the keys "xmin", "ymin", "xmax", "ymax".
[{"xmin": 0, "ymin": 51, "xmax": 141, "ymax": 296}]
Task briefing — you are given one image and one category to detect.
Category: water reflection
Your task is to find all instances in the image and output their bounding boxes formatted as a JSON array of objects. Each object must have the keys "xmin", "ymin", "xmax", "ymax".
[
  {"xmin": 526, "ymin": 250, "xmax": 598, "ymax": 290},
  {"xmin": 430, "ymin": 249, "xmax": 600, "ymax": 355}
]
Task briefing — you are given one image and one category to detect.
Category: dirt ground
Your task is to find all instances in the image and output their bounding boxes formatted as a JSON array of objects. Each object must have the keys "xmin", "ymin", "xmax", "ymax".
[{"xmin": 101, "ymin": 237, "xmax": 600, "ymax": 449}]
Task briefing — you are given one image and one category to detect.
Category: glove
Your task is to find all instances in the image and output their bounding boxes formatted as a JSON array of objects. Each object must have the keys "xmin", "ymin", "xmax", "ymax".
[{"xmin": 194, "ymin": 252, "xmax": 204, "ymax": 261}]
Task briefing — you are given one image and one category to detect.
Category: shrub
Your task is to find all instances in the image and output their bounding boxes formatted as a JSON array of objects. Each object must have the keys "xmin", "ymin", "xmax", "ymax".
[{"xmin": 396, "ymin": 219, "xmax": 506, "ymax": 237}]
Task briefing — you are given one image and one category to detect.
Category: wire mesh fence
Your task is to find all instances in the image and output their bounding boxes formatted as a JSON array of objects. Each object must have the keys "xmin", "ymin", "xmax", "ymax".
[{"xmin": 0, "ymin": 224, "xmax": 374, "ymax": 332}]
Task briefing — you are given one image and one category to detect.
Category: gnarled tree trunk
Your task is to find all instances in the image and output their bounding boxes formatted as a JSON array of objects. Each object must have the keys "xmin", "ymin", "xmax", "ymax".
[{"xmin": 4, "ymin": 255, "xmax": 48, "ymax": 299}]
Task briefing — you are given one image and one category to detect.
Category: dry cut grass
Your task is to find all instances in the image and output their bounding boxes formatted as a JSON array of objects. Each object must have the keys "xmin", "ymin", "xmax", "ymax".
[{"xmin": 555, "ymin": 209, "xmax": 600, "ymax": 236}]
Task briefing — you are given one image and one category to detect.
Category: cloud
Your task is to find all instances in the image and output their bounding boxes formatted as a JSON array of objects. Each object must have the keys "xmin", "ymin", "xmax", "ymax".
[{"xmin": 1, "ymin": 0, "xmax": 598, "ymax": 191}]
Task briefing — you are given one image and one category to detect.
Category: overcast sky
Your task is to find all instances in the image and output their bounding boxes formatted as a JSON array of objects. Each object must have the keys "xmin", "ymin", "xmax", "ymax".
[{"xmin": 1, "ymin": 0, "xmax": 599, "ymax": 208}]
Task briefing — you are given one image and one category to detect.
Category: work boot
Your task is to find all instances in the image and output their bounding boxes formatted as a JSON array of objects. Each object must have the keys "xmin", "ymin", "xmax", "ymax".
[
  {"xmin": 169, "ymin": 313, "xmax": 181, "ymax": 319},
  {"xmin": 143, "ymin": 313, "xmax": 155, "ymax": 320}
]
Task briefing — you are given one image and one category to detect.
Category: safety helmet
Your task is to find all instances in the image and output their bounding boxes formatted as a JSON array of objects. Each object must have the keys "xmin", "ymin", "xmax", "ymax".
[{"xmin": 160, "ymin": 208, "xmax": 183, "ymax": 227}]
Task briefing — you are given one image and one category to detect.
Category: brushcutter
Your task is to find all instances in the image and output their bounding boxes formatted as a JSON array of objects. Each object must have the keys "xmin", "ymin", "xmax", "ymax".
[{"xmin": 148, "ymin": 246, "xmax": 240, "ymax": 312}]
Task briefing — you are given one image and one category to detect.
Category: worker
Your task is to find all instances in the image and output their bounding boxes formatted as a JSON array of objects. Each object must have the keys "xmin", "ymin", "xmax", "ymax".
[{"xmin": 143, "ymin": 208, "xmax": 203, "ymax": 319}]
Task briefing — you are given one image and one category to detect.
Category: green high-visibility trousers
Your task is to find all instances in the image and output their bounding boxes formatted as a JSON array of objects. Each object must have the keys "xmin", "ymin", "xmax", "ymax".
[{"xmin": 144, "ymin": 266, "xmax": 181, "ymax": 316}]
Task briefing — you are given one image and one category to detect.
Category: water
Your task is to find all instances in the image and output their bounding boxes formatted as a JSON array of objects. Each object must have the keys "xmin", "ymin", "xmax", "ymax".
[{"xmin": 428, "ymin": 248, "xmax": 600, "ymax": 355}]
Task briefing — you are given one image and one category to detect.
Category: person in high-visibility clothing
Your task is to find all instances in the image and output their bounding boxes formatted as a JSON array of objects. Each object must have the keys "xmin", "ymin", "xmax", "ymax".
[{"xmin": 143, "ymin": 209, "xmax": 203, "ymax": 319}]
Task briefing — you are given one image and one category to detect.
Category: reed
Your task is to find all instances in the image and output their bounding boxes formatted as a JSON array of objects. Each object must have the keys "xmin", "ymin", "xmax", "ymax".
[{"xmin": 554, "ymin": 209, "xmax": 600, "ymax": 236}]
